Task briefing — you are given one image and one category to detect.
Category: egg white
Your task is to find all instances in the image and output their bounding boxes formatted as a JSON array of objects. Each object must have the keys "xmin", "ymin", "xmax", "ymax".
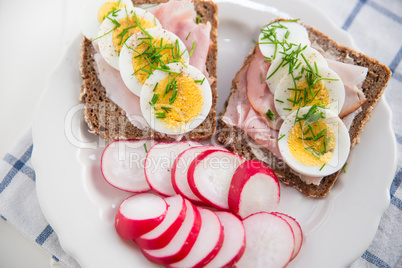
[
  {"xmin": 258, "ymin": 21, "xmax": 311, "ymax": 60},
  {"xmin": 140, "ymin": 63, "xmax": 212, "ymax": 135},
  {"xmin": 81, "ymin": 0, "xmax": 134, "ymax": 41},
  {"xmin": 274, "ymin": 64, "xmax": 345, "ymax": 119},
  {"xmin": 266, "ymin": 46, "xmax": 328, "ymax": 94},
  {"xmin": 97, "ymin": 7, "xmax": 162, "ymax": 70},
  {"xmin": 119, "ymin": 28, "xmax": 190, "ymax": 97},
  {"xmin": 278, "ymin": 106, "xmax": 350, "ymax": 177}
]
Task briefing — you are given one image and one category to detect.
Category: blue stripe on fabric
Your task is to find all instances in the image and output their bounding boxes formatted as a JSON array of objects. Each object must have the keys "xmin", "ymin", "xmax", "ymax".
[
  {"xmin": 389, "ymin": 46, "xmax": 402, "ymax": 73},
  {"xmin": 396, "ymin": 134, "xmax": 402, "ymax": 144},
  {"xmin": 35, "ymin": 225, "xmax": 54, "ymax": 246},
  {"xmin": 342, "ymin": 0, "xmax": 368, "ymax": 30},
  {"xmin": 52, "ymin": 255, "xmax": 60, "ymax": 262},
  {"xmin": 391, "ymin": 196, "xmax": 402, "ymax": 210},
  {"xmin": 393, "ymin": 72, "xmax": 402, "ymax": 82},
  {"xmin": 1, "ymin": 215, "xmax": 7, "ymax": 221},
  {"xmin": 367, "ymin": 1, "xmax": 402, "ymax": 25},
  {"xmin": 362, "ymin": 250, "xmax": 391, "ymax": 268},
  {"xmin": 0, "ymin": 145, "xmax": 35, "ymax": 194},
  {"xmin": 391, "ymin": 168, "xmax": 402, "ymax": 198}
]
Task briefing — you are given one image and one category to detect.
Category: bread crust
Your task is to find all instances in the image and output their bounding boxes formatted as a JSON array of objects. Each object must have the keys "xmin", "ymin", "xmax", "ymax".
[
  {"xmin": 79, "ymin": 0, "xmax": 218, "ymax": 141},
  {"xmin": 216, "ymin": 23, "xmax": 391, "ymax": 198}
]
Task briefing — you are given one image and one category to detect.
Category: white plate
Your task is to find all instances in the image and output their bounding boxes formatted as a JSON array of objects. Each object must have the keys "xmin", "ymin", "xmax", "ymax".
[{"xmin": 32, "ymin": 0, "xmax": 397, "ymax": 267}]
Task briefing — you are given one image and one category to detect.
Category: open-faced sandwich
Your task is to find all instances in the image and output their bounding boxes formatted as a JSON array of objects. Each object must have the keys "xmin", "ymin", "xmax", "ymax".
[
  {"xmin": 217, "ymin": 19, "xmax": 392, "ymax": 198},
  {"xmin": 79, "ymin": 0, "xmax": 218, "ymax": 141}
]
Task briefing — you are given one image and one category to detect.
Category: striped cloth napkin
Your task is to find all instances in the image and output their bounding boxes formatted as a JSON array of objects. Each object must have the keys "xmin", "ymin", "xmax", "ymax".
[{"xmin": 0, "ymin": 0, "xmax": 401, "ymax": 267}]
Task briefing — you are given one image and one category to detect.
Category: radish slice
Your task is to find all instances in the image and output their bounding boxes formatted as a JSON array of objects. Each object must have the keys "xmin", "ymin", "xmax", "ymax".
[
  {"xmin": 237, "ymin": 212, "xmax": 295, "ymax": 268},
  {"xmin": 273, "ymin": 212, "xmax": 303, "ymax": 261},
  {"xmin": 168, "ymin": 207, "xmax": 224, "ymax": 268},
  {"xmin": 145, "ymin": 141, "xmax": 201, "ymax": 196},
  {"xmin": 188, "ymin": 150, "xmax": 245, "ymax": 210},
  {"xmin": 135, "ymin": 195, "xmax": 187, "ymax": 250},
  {"xmin": 142, "ymin": 199, "xmax": 202, "ymax": 265},
  {"xmin": 229, "ymin": 160, "xmax": 280, "ymax": 219},
  {"xmin": 204, "ymin": 211, "xmax": 246, "ymax": 268},
  {"xmin": 115, "ymin": 193, "xmax": 168, "ymax": 240},
  {"xmin": 172, "ymin": 145, "xmax": 228, "ymax": 205},
  {"xmin": 101, "ymin": 140, "xmax": 156, "ymax": 192}
]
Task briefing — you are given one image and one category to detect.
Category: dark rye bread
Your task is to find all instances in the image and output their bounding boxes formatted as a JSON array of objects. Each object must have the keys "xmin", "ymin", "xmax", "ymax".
[
  {"xmin": 79, "ymin": 0, "xmax": 218, "ymax": 141},
  {"xmin": 216, "ymin": 24, "xmax": 392, "ymax": 198}
]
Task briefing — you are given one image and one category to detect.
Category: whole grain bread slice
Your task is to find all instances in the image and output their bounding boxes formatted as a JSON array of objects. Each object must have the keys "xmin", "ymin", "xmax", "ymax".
[
  {"xmin": 79, "ymin": 0, "xmax": 218, "ymax": 141},
  {"xmin": 216, "ymin": 23, "xmax": 392, "ymax": 198}
]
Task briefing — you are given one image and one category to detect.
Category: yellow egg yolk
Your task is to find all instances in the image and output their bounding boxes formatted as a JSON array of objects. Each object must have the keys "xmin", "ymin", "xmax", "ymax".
[
  {"xmin": 133, "ymin": 38, "xmax": 184, "ymax": 84},
  {"xmin": 289, "ymin": 80, "xmax": 330, "ymax": 111},
  {"xmin": 152, "ymin": 74, "xmax": 204, "ymax": 127},
  {"xmin": 112, "ymin": 16, "xmax": 156, "ymax": 53},
  {"xmin": 287, "ymin": 119, "xmax": 336, "ymax": 166},
  {"xmin": 97, "ymin": 1, "xmax": 126, "ymax": 23}
]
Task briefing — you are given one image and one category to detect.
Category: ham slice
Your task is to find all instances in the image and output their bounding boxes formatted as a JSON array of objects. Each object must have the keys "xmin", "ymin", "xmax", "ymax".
[
  {"xmin": 246, "ymin": 46, "xmax": 283, "ymax": 130},
  {"xmin": 94, "ymin": 53, "xmax": 148, "ymax": 129},
  {"xmin": 327, "ymin": 59, "xmax": 367, "ymax": 117},
  {"xmin": 151, "ymin": 0, "xmax": 212, "ymax": 84},
  {"xmin": 222, "ymin": 61, "xmax": 282, "ymax": 160}
]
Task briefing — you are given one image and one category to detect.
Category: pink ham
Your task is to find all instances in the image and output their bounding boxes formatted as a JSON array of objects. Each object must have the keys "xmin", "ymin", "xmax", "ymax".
[
  {"xmin": 326, "ymin": 59, "xmax": 367, "ymax": 117},
  {"xmin": 152, "ymin": 0, "xmax": 212, "ymax": 83},
  {"xmin": 246, "ymin": 46, "xmax": 283, "ymax": 130},
  {"xmin": 93, "ymin": 53, "xmax": 148, "ymax": 129},
  {"xmin": 222, "ymin": 62, "xmax": 282, "ymax": 160}
]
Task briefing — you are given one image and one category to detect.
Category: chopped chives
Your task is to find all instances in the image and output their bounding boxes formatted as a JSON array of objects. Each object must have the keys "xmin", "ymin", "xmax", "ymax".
[
  {"xmin": 143, "ymin": 143, "xmax": 148, "ymax": 153},
  {"xmin": 156, "ymin": 112, "xmax": 166, "ymax": 119},
  {"xmin": 189, "ymin": 41, "xmax": 196, "ymax": 57},
  {"xmin": 266, "ymin": 109, "xmax": 275, "ymax": 121}
]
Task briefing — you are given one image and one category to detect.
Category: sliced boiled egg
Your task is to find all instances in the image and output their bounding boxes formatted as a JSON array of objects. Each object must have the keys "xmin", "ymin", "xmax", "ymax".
[
  {"xmin": 119, "ymin": 28, "xmax": 190, "ymax": 97},
  {"xmin": 81, "ymin": 0, "xmax": 134, "ymax": 41},
  {"xmin": 140, "ymin": 62, "xmax": 212, "ymax": 135},
  {"xmin": 274, "ymin": 64, "xmax": 345, "ymax": 119},
  {"xmin": 97, "ymin": 7, "xmax": 161, "ymax": 70},
  {"xmin": 278, "ymin": 106, "xmax": 350, "ymax": 177},
  {"xmin": 266, "ymin": 46, "xmax": 328, "ymax": 94},
  {"xmin": 258, "ymin": 20, "xmax": 311, "ymax": 60}
]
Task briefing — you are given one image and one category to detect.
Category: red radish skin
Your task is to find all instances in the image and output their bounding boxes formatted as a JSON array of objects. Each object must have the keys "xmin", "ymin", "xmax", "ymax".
[
  {"xmin": 188, "ymin": 150, "xmax": 245, "ymax": 210},
  {"xmin": 237, "ymin": 212, "xmax": 295, "ymax": 268},
  {"xmin": 145, "ymin": 141, "xmax": 201, "ymax": 196},
  {"xmin": 135, "ymin": 195, "xmax": 187, "ymax": 250},
  {"xmin": 142, "ymin": 199, "xmax": 202, "ymax": 265},
  {"xmin": 204, "ymin": 211, "xmax": 246, "ymax": 268},
  {"xmin": 273, "ymin": 212, "xmax": 303, "ymax": 261},
  {"xmin": 101, "ymin": 140, "xmax": 156, "ymax": 192},
  {"xmin": 115, "ymin": 193, "xmax": 168, "ymax": 240},
  {"xmin": 229, "ymin": 160, "xmax": 280, "ymax": 219},
  {"xmin": 171, "ymin": 146, "xmax": 228, "ymax": 205},
  {"xmin": 168, "ymin": 207, "xmax": 224, "ymax": 268}
]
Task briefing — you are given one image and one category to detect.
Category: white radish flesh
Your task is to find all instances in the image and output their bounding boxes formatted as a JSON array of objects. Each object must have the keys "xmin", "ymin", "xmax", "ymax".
[
  {"xmin": 145, "ymin": 141, "xmax": 201, "ymax": 196},
  {"xmin": 168, "ymin": 207, "xmax": 224, "ymax": 268},
  {"xmin": 171, "ymin": 145, "xmax": 228, "ymax": 205},
  {"xmin": 188, "ymin": 150, "xmax": 245, "ymax": 210},
  {"xmin": 237, "ymin": 212, "xmax": 295, "ymax": 268},
  {"xmin": 142, "ymin": 199, "xmax": 201, "ymax": 265},
  {"xmin": 229, "ymin": 160, "xmax": 280, "ymax": 219},
  {"xmin": 135, "ymin": 195, "xmax": 187, "ymax": 250},
  {"xmin": 101, "ymin": 140, "xmax": 156, "ymax": 192},
  {"xmin": 204, "ymin": 211, "xmax": 246, "ymax": 268},
  {"xmin": 115, "ymin": 193, "xmax": 168, "ymax": 240},
  {"xmin": 273, "ymin": 212, "xmax": 303, "ymax": 261}
]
